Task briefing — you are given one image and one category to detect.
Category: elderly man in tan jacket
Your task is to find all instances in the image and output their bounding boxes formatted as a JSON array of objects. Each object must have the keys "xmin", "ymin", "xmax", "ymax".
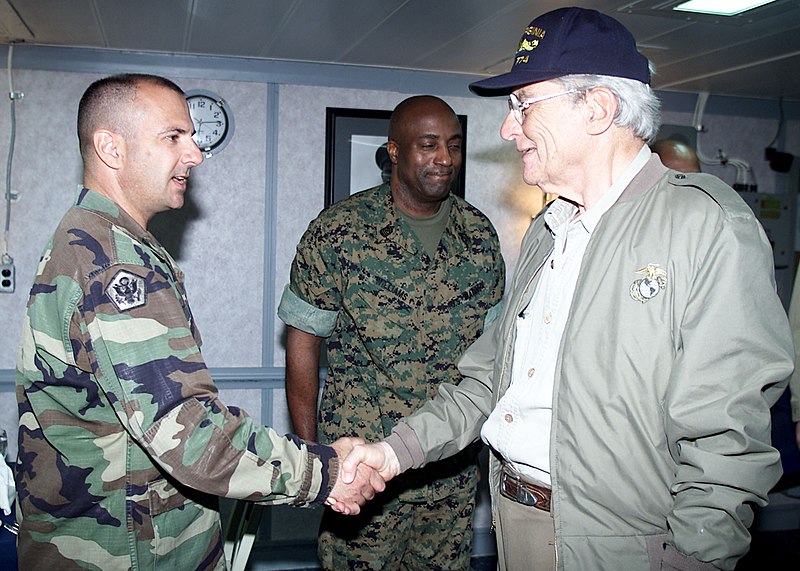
[{"xmin": 337, "ymin": 7, "xmax": 794, "ymax": 571}]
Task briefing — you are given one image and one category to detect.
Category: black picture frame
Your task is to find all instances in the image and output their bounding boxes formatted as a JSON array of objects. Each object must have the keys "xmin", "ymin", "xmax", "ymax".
[{"xmin": 324, "ymin": 107, "xmax": 467, "ymax": 208}]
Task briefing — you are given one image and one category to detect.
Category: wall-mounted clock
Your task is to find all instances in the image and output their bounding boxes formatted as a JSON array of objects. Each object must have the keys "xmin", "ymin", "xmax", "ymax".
[{"xmin": 184, "ymin": 89, "xmax": 234, "ymax": 157}]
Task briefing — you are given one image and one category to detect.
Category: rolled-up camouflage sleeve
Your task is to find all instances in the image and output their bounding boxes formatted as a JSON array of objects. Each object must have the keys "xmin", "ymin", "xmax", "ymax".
[
  {"xmin": 80, "ymin": 261, "xmax": 337, "ymax": 506},
  {"xmin": 278, "ymin": 285, "xmax": 338, "ymax": 337}
]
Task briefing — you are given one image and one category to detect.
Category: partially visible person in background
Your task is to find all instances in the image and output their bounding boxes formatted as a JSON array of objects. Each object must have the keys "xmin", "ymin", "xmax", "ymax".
[
  {"xmin": 650, "ymin": 138, "xmax": 701, "ymax": 172},
  {"xmin": 15, "ymin": 73, "xmax": 382, "ymax": 570},
  {"xmin": 279, "ymin": 95, "xmax": 505, "ymax": 570}
]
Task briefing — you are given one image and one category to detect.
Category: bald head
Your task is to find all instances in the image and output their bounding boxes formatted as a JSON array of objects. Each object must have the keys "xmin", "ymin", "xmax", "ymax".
[
  {"xmin": 77, "ymin": 74, "xmax": 184, "ymax": 164},
  {"xmin": 388, "ymin": 96, "xmax": 460, "ymax": 143},
  {"xmin": 386, "ymin": 95, "xmax": 463, "ymax": 216},
  {"xmin": 650, "ymin": 139, "xmax": 701, "ymax": 173}
]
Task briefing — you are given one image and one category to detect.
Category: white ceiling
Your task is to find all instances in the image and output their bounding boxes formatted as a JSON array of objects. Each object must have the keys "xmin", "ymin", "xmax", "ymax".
[{"xmin": 2, "ymin": 0, "xmax": 800, "ymax": 100}]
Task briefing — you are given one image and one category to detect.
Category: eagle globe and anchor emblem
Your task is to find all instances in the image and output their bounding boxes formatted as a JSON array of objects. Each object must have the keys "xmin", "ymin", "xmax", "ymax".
[{"xmin": 629, "ymin": 263, "xmax": 667, "ymax": 303}]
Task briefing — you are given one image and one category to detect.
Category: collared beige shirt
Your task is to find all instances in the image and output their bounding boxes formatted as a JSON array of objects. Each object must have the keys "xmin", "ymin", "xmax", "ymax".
[{"xmin": 482, "ymin": 145, "xmax": 651, "ymax": 484}]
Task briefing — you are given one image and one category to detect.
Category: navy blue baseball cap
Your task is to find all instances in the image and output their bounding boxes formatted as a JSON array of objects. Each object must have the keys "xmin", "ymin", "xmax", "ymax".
[{"xmin": 469, "ymin": 7, "xmax": 650, "ymax": 96}]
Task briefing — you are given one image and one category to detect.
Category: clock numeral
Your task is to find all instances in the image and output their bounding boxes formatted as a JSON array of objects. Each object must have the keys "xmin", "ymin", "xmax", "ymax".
[{"xmin": 186, "ymin": 90, "xmax": 232, "ymax": 156}]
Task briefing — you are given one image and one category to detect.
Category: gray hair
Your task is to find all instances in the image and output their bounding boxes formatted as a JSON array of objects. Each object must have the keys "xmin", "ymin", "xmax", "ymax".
[{"xmin": 558, "ymin": 72, "xmax": 661, "ymax": 143}]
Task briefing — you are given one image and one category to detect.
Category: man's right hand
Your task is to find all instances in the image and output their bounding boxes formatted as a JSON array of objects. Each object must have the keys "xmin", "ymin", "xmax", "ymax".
[
  {"xmin": 325, "ymin": 437, "xmax": 386, "ymax": 515},
  {"xmin": 341, "ymin": 441, "xmax": 402, "ymax": 485}
]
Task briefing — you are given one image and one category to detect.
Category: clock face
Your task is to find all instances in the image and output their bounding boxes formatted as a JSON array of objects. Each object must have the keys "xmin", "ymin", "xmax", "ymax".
[{"xmin": 185, "ymin": 91, "xmax": 234, "ymax": 156}]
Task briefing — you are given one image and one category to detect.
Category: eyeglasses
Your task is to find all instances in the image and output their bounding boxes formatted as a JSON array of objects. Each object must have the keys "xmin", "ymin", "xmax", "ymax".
[{"xmin": 507, "ymin": 90, "xmax": 579, "ymax": 124}]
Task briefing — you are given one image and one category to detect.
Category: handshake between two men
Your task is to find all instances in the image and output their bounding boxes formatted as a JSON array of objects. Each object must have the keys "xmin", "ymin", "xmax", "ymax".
[{"xmin": 325, "ymin": 439, "xmax": 401, "ymax": 515}]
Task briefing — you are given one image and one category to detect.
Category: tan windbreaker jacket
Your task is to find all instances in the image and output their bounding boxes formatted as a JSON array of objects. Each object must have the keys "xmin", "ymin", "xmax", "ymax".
[{"xmin": 388, "ymin": 156, "xmax": 793, "ymax": 570}]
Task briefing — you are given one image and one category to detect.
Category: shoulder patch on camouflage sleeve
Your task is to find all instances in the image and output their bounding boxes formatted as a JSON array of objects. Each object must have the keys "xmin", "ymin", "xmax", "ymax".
[{"xmin": 106, "ymin": 270, "xmax": 146, "ymax": 312}]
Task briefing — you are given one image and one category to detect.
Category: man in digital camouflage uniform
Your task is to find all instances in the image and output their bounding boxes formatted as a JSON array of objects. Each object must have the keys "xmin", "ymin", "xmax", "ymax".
[
  {"xmin": 278, "ymin": 95, "xmax": 505, "ymax": 570},
  {"xmin": 15, "ymin": 73, "xmax": 381, "ymax": 570}
]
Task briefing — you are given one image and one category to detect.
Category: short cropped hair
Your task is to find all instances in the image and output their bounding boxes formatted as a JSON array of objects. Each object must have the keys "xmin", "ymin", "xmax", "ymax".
[
  {"xmin": 558, "ymin": 72, "xmax": 661, "ymax": 143},
  {"xmin": 77, "ymin": 73, "xmax": 184, "ymax": 161}
]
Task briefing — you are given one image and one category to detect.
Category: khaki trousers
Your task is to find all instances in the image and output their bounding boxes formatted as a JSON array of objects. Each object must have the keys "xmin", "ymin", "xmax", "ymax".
[{"xmin": 495, "ymin": 492, "xmax": 556, "ymax": 571}]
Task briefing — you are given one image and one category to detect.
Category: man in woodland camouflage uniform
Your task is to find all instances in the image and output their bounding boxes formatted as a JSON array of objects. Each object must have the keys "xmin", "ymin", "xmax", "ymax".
[
  {"xmin": 278, "ymin": 96, "xmax": 505, "ymax": 570},
  {"xmin": 15, "ymin": 73, "xmax": 382, "ymax": 570}
]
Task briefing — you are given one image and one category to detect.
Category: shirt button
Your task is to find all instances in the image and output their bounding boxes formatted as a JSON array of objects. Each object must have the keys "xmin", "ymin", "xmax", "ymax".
[
  {"xmin": 504, "ymin": 414, "xmax": 513, "ymax": 423},
  {"xmin": 543, "ymin": 313, "xmax": 552, "ymax": 324},
  {"xmin": 527, "ymin": 368, "xmax": 535, "ymax": 378},
  {"xmin": 550, "ymin": 259, "xmax": 554, "ymax": 269}
]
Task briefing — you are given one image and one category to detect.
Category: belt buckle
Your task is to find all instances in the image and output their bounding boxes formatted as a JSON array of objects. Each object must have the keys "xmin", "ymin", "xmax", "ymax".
[{"xmin": 501, "ymin": 472, "xmax": 541, "ymax": 508}]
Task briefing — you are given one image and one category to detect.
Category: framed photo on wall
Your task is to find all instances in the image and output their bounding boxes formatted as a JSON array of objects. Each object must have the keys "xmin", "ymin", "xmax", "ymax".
[{"xmin": 324, "ymin": 107, "xmax": 467, "ymax": 208}]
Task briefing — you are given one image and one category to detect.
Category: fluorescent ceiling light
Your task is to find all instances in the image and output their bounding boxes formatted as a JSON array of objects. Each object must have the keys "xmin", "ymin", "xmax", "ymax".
[{"xmin": 673, "ymin": 0, "xmax": 777, "ymax": 16}]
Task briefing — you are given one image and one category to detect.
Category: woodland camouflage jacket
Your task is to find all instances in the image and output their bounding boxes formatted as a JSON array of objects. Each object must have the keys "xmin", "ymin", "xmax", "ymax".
[{"xmin": 16, "ymin": 188, "xmax": 336, "ymax": 570}]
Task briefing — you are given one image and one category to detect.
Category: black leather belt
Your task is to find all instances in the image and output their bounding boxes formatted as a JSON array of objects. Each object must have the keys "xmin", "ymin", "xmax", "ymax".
[{"xmin": 499, "ymin": 466, "xmax": 551, "ymax": 512}]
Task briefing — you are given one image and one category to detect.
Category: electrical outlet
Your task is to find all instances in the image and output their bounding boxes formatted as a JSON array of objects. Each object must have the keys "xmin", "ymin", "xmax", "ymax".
[{"xmin": 0, "ymin": 263, "xmax": 15, "ymax": 293}]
